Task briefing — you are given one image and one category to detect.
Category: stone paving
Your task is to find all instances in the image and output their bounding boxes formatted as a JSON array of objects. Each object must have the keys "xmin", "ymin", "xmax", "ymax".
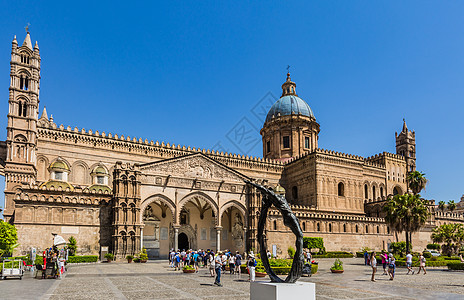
[{"xmin": 0, "ymin": 258, "xmax": 463, "ymax": 299}]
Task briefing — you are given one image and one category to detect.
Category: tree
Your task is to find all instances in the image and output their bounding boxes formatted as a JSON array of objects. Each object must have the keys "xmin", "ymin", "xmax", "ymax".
[
  {"xmin": 0, "ymin": 220, "xmax": 18, "ymax": 257},
  {"xmin": 448, "ymin": 200, "xmax": 456, "ymax": 212},
  {"xmin": 68, "ymin": 236, "xmax": 77, "ymax": 256},
  {"xmin": 383, "ymin": 193, "xmax": 430, "ymax": 253},
  {"xmin": 438, "ymin": 201, "xmax": 446, "ymax": 212},
  {"xmin": 431, "ymin": 223, "xmax": 464, "ymax": 256},
  {"xmin": 407, "ymin": 171, "xmax": 428, "ymax": 195}
]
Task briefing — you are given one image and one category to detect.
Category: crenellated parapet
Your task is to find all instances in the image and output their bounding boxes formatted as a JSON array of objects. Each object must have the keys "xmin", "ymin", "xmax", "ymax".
[{"xmin": 37, "ymin": 126, "xmax": 284, "ymax": 173}]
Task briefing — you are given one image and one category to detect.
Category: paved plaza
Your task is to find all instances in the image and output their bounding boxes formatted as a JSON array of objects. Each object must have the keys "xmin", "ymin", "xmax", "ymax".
[{"xmin": 0, "ymin": 258, "xmax": 463, "ymax": 300}]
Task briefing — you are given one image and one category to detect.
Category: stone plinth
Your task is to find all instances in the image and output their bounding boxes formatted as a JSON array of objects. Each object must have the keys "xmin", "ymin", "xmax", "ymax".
[{"xmin": 250, "ymin": 281, "xmax": 315, "ymax": 300}]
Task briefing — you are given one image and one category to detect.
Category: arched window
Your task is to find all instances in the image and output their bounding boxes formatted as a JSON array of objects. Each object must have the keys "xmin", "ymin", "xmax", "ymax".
[
  {"xmin": 356, "ymin": 225, "xmax": 359, "ymax": 233},
  {"xmin": 387, "ymin": 226, "xmax": 390, "ymax": 234},
  {"xmin": 273, "ymin": 220, "xmax": 277, "ymax": 230},
  {"xmin": 380, "ymin": 187, "xmax": 384, "ymax": 198},
  {"xmin": 364, "ymin": 184, "xmax": 368, "ymax": 199},
  {"xmin": 393, "ymin": 186, "xmax": 401, "ymax": 196},
  {"xmin": 328, "ymin": 223, "xmax": 332, "ymax": 232},
  {"xmin": 338, "ymin": 182, "xmax": 344, "ymax": 197},
  {"xmin": 343, "ymin": 224, "xmax": 346, "ymax": 232},
  {"xmin": 376, "ymin": 226, "xmax": 379, "ymax": 234},
  {"xmin": 372, "ymin": 186, "xmax": 376, "ymax": 200},
  {"xmin": 292, "ymin": 186, "xmax": 298, "ymax": 201},
  {"xmin": 302, "ymin": 222, "xmax": 306, "ymax": 232},
  {"xmin": 317, "ymin": 223, "xmax": 320, "ymax": 232},
  {"xmin": 365, "ymin": 225, "xmax": 369, "ymax": 233}
]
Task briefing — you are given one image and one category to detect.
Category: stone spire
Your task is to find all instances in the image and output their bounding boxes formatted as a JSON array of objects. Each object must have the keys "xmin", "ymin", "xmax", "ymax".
[
  {"xmin": 22, "ymin": 32, "xmax": 32, "ymax": 49},
  {"xmin": 281, "ymin": 72, "xmax": 297, "ymax": 97},
  {"xmin": 34, "ymin": 41, "xmax": 39, "ymax": 51},
  {"xmin": 12, "ymin": 35, "xmax": 17, "ymax": 46},
  {"xmin": 40, "ymin": 106, "xmax": 48, "ymax": 120},
  {"xmin": 402, "ymin": 118, "xmax": 408, "ymax": 133}
]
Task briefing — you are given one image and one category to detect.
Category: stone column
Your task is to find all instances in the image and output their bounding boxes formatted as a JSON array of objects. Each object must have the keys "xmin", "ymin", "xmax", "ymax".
[
  {"xmin": 174, "ymin": 226, "xmax": 180, "ymax": 250},
  {"xmin": 140, "ymin": 227, "xmax": 144, "ymax": 250},
  {"xmin": 216, "ymin": 226, "xmax": 222, "ymax": 252}
]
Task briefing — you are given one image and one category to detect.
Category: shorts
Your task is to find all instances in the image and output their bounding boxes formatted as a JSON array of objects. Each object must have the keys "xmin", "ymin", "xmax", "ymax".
[{"xmin": 406, "ymin": 262, "xmax": 412, "ymax": 267}]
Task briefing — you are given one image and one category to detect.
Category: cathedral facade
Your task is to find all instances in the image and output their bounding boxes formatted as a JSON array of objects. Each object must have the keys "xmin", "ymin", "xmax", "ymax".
[{"xmin": 2, "ymin": 32, "xmax": 462, "ymax": 259}]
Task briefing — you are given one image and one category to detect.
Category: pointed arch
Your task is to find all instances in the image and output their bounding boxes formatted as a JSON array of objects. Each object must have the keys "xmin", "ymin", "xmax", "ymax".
[
  {"xmin": 219, "ymin": 200, "xmax": 247, "ymax": 227},
  {"xmin": 140, "ymin": 194, "xmax": 176, "ymax": 222},
  {"xmin": 178, "ymin": 191, "xmax": 219, "ymax": 225}
]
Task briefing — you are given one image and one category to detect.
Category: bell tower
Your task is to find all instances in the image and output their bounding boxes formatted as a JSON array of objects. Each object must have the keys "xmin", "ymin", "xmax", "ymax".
[
  {"xmin": 3, "ymin": 29, "xmax": 40, "ymax": 221},
  {"xmin": 395, "ymin": 119, "xmax": 416, "ymax": 173}
]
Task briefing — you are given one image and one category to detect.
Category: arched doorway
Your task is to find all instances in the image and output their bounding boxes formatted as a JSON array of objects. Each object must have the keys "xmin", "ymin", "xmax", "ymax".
[{"xmin": 178, "ymin": 232, "xmax": 189, "ymax": 250}]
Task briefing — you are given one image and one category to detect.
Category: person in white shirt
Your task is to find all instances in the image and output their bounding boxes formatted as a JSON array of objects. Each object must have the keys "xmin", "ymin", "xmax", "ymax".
[
  {"xmin": 406, "ymin": 252, "xmax": 414, "ymax": 275},
  {"xmin": 214, "ymin": 251, "xmax": 223, "ymax": 286},
  {"xmin": 370, "ymin": 251, "xmax": 377, "ymax": 282},
  {"xmin": 229, "ymin": 255, "xmax": 236, "ymax": 274}
]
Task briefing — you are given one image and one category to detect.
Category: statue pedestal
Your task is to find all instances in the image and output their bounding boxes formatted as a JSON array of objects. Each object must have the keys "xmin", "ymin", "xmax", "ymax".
[{"xmin": 250, "ymin": 281, "xmax": 315, "ymax": 300}]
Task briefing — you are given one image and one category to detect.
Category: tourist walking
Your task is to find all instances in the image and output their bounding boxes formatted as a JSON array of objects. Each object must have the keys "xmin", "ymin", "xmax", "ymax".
[
  {"xmin": 214, "ymin": 251, "xmax": 223, "ymax": 286},
  {"xmin": 247, "ymin": 253, "xmax": 257, "ymax": 282},
  {"xmin": 406, "ymin": 252, "xmax": 414, "ymax": 275},
  {"xmin": 193, "ymin": 251, "xmax": 200, "ymax": 273},
  {"xmin": 370, "ymin": 251, "xmax": 377, "ymax": 282},
  {"xmin": 229, "ymin": 253, "xmax": 236, "ymax": 274},
  {"xmin": 417, "ymin": 254, "xmax": 427, "ymax": 275},
  {"xmin": 364, "ymin": 250, "xmax": 369, "ymax": 265},
  {"xmin": 208, "ymin": 251, "xmax": 216, "ymax": 277},
  {"xmin": 235, "ymin": 251, "xmax": 242, "ymax": 275},
  {"xmin": 267, "ymin": 249, "xmax": 272, "ymax": 260},
  {"xmin": 388, "ymin": 253, "xmax": 396, "ymax": 280},
  {"xmin": 381, "ymin": 251, "xmax": 388, "ymax": 275}
]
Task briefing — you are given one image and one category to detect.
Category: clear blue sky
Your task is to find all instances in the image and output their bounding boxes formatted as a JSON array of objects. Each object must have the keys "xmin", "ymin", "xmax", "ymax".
[{"xmin": 0, "ymin": 0, "xmax": 463, "ymax": 212}]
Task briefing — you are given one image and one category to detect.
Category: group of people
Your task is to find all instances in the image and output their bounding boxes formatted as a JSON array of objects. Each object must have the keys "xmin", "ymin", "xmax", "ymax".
[
  {"xmin": 367, "ymin": 250, "xmax": 427, "ymax": 282},
  {"xmin": 40, "ymin": 245, "xmax": 68, "ymax": 279},
  {"xmin": 168, "ymin": 248, "xmax": 258, "ymax": 287}
]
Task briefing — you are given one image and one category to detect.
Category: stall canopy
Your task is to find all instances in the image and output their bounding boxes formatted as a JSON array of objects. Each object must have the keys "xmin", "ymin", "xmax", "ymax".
[{"xmin": 53, "ymin": 235, "xmax": 67, "ymax": 246}]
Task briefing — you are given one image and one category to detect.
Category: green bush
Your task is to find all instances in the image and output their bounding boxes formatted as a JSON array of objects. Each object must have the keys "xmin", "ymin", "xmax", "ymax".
[
  {"xmin": 287, "ymin": 247, "xmax": 295, "ymax": 258},
  {"xmin": 447, "ymin": 262, "xmax": 464, "ymax": 270},
  {"xmin": 303, "ymin": 237, "xmax": 325, "ymax": 254},
  {"xmin": 390, "ymin": 241, "xmax": 408, "ymax": 257},
  {"xmin": 67, "ymin": 255, "xmax": 98, "ymax": 263},
  {"xmin": 183, "ymin": 265, "xmax": 195, "ymax": 270},
  {"xmin": 68, "ymin": 236, "xmax": 77, "ymax": 256},
  {"xmin": 423, "ymin": 251, "xmax": 432, "ymax": 259},
  {"xmin": 427, "ymin": 243, "xmax": 440, "ymax": 250},
  {"xmin": 313, "ymin": 251, "xmax": 352, "ymax": 258},
  {"xmin": 330, "ymin": 258, "xmax": 343, "ymax": 271},
  {"xmin": 396, "ymin": 259, "xmax": 460, "ymax": 267}
]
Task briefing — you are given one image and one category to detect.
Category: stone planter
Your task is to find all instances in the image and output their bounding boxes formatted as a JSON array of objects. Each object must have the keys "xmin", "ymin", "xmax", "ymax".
[
  {"xmin": 127, "ymin": 259, "xmax": 132, "ymax": 263},
  {"xmin": 183, "ymin": 269, "xmax": 195, "ymax": 273},
  {"xmin": 255, "ymin": 271, "xmax": 267, "ymax": 277},
  {"xmin": 141, "ymin": 260, "xmax": 147, "ymax": 263},
  {"xmin": 331, "ymin": 269, "xmax": 344, "ymax": 273}
]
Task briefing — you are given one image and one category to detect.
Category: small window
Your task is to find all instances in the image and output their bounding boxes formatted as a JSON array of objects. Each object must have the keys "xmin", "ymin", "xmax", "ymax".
[
  {"xmin": 292, "ymin": 186, "xmax": 298, "ymax": 200},
  {"xmin": 22, "ymin": 104, "xmax": 27, "ymax": 117},
  {"xmin": 356, "ymin": 225, "xmax": 359, "ymax": 233},
  {"xmin": 55, "ymin": 171, "xmax": 63, "ymax": 180},
  {"xmin": 338, "ymin": 182, "xmax": 344, "ymax": 197},
  {"xmin": 304, "ymin": 136, "xmax": 310, "ymax": 149},
  {"xmin": 387, "ymin": 226, "xmax": 390, "ymax": 234},
  {"xmin": 97, "ymin": 176, "xmax": 105, "ymax": 184},
  {"xmin": 364, "ymin": 184, "xmax": 368, "ymax": 199},
  {"xmin": 329, "ymin": 223, "xmax": 332, "ymax": 232},
  {"xmin": 283, "ymin": 136, "xmax": 290, "ymax": 149},
  {"xmin": 366, "ymin": 225, "xmax": 369, "ymax": 233},
  {"xmin": 302, "ymin": 222, "xmax": 306, "ymax": 232},
  {"xmin": 372, "ymin": 186, "xmax": 376, "ymax": 200},
  {"xmin": 266, "ymin": 141, "xmax": 271, "ymax": 153},
  {"xmin": 180, "ymin": 212, "xmax": 188, "ymax": 225},
  {"xmin": 377, "ymin": 226, "xmax": 379, "ymax": 234},
  {"xmin": 343, "ymin": 224, "xmax": 346, "ymax": 232},
  {"xmin": 317, "ymin": 223, "xmax": 320, "ymax": 232},
  {"xmin": 18, "ymin": 102, "xmax": 23, "ymax": 116},
  {"xmin": 380, "ymin": 187, "xmax": 384, "ymax": 198},
  {"xmin": 273, "ymin": 220, "xmax": 277, "ymax": 230}
]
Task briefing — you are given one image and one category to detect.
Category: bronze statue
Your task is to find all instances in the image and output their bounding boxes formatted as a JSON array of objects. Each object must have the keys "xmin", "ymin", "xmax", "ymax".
[{"xmin": 247, "ymin": 181, "xmax": 303, "ymax": 283}]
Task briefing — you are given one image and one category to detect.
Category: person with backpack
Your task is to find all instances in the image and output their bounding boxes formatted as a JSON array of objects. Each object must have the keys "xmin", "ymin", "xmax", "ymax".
[
  {"xmin": 417, "ymin": 254, "xmax": 427, "ymax": 275},
  {"xmin": 208, "ymin": 251, "xmax": 216, "ymax": 277},
  {"xmin": 214, "ymin": 251, "xmax": 223, "ymax": 286},
  {"xmin": 247, "ymin": 253, "xmax": 257, "ymax": 282},
  {"xmin": 388, "ymin": 253, "xmax": 396, "ymax": 280}
]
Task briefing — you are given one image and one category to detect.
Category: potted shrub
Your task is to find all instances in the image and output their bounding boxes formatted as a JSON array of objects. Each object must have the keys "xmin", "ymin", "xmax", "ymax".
[
  {"xmin": 139, "ymin": 248, "xmax": 148, "ymax": 263},
  {"xmin": 105, "ymin": 253, "xmax": 115, "ymax": 263},
  {"xmin": 330, "ymin": 258, "xmax": 344, "ymax": 273},
  {"xmin": 133, "ymin": 257, "xmax": 141, "ymax": 263},
  {"xmin": 126, "ymin": 255, "xmax": 133, "ymax": 263},
  {"xmin": 183, "ymin": 265, "xmax": 195, "ymax": 273},
  {"xmin": 255, "ymin": 268, "xmax": 267, "ymax": 277}
]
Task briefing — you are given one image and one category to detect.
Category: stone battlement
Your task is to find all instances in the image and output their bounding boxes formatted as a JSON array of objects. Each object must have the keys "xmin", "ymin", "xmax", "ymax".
[{"xmin": 37, "ymin": 125, "xmax": 285, "ymax": 172}]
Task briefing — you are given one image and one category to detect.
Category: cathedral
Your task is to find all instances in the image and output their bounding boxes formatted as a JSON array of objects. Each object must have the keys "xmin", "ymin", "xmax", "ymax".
[{"xmin": 2, "ymin": 31, "xmax": 462, "ymax": 259}]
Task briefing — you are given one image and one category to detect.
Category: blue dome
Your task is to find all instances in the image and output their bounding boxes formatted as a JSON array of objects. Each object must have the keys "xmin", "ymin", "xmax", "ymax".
[{"xmin": 265, "ymin": 95, "xmax": 315, "ymax": 123}]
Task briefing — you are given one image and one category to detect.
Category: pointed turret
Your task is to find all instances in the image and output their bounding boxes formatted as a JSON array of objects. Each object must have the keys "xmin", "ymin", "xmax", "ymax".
[
  {"xmin": 40, "ymin": 106, "xmax": 48, "ymax": 120},
  {"xmin": 34, "ymin": 41, "xmax": 39, "ymax": 51},
  {"xmin": 22, "ymin": 32, "xmax": 32, "ymax": 49},
  {"xmin": 12, "ymin": 35, "xmax": 18, "ymax": 47},
  {"xmin": 402, "ymin": 118, "xmax": 408, "ymax": 133}
]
